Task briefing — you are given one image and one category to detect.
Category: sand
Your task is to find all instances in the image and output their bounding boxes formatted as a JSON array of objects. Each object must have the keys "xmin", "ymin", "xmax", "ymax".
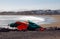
[
  {"xmin": 40, "ymin": 15, "xmax": 60, "ymax": 28},
  {"xmin": 0, "ymin": 31, "xmax": 60, "ymax": 39}
]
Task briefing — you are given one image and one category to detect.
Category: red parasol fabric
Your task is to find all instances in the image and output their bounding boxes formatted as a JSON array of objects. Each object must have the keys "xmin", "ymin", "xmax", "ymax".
[{"xmin": 16, "ymin": 21, "xmax": 28, "ymax": 31}]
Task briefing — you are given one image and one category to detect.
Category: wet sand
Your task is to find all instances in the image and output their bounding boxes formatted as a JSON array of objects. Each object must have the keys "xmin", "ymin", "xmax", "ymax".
[{"xmin": 40, "ymin": 15, "xmax": 60, "ymax": 28}]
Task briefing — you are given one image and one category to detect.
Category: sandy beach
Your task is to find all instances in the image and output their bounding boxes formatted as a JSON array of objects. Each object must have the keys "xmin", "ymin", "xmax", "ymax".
[
  {"xmin": 40, "ymin": 15, "xmax": 60, "ymax": 27},
  {"xmin": 0, "ymin": 15, "xmax": 60, "ymax": 39},
  {"xmin": 0, "ymin": 31, "xmax": 60, "ymax": 39}
]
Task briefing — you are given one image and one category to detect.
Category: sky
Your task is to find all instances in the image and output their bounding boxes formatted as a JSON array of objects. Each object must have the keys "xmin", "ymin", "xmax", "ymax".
[{"xmin": 0, "ymin": 0, "xmax": 60, "ymax": 11}]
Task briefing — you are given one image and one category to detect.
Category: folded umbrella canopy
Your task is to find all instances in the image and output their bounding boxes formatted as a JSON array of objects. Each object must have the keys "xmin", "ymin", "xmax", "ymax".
[{"xmin": 9, "ymin": 21, "xmax": 45, "ymax": 31}]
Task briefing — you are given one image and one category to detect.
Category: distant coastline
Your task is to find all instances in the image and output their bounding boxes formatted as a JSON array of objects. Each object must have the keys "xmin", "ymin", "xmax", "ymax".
[{"xmin": 0, "ymin": 10, "xmax": 60, "ymax": 15}]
